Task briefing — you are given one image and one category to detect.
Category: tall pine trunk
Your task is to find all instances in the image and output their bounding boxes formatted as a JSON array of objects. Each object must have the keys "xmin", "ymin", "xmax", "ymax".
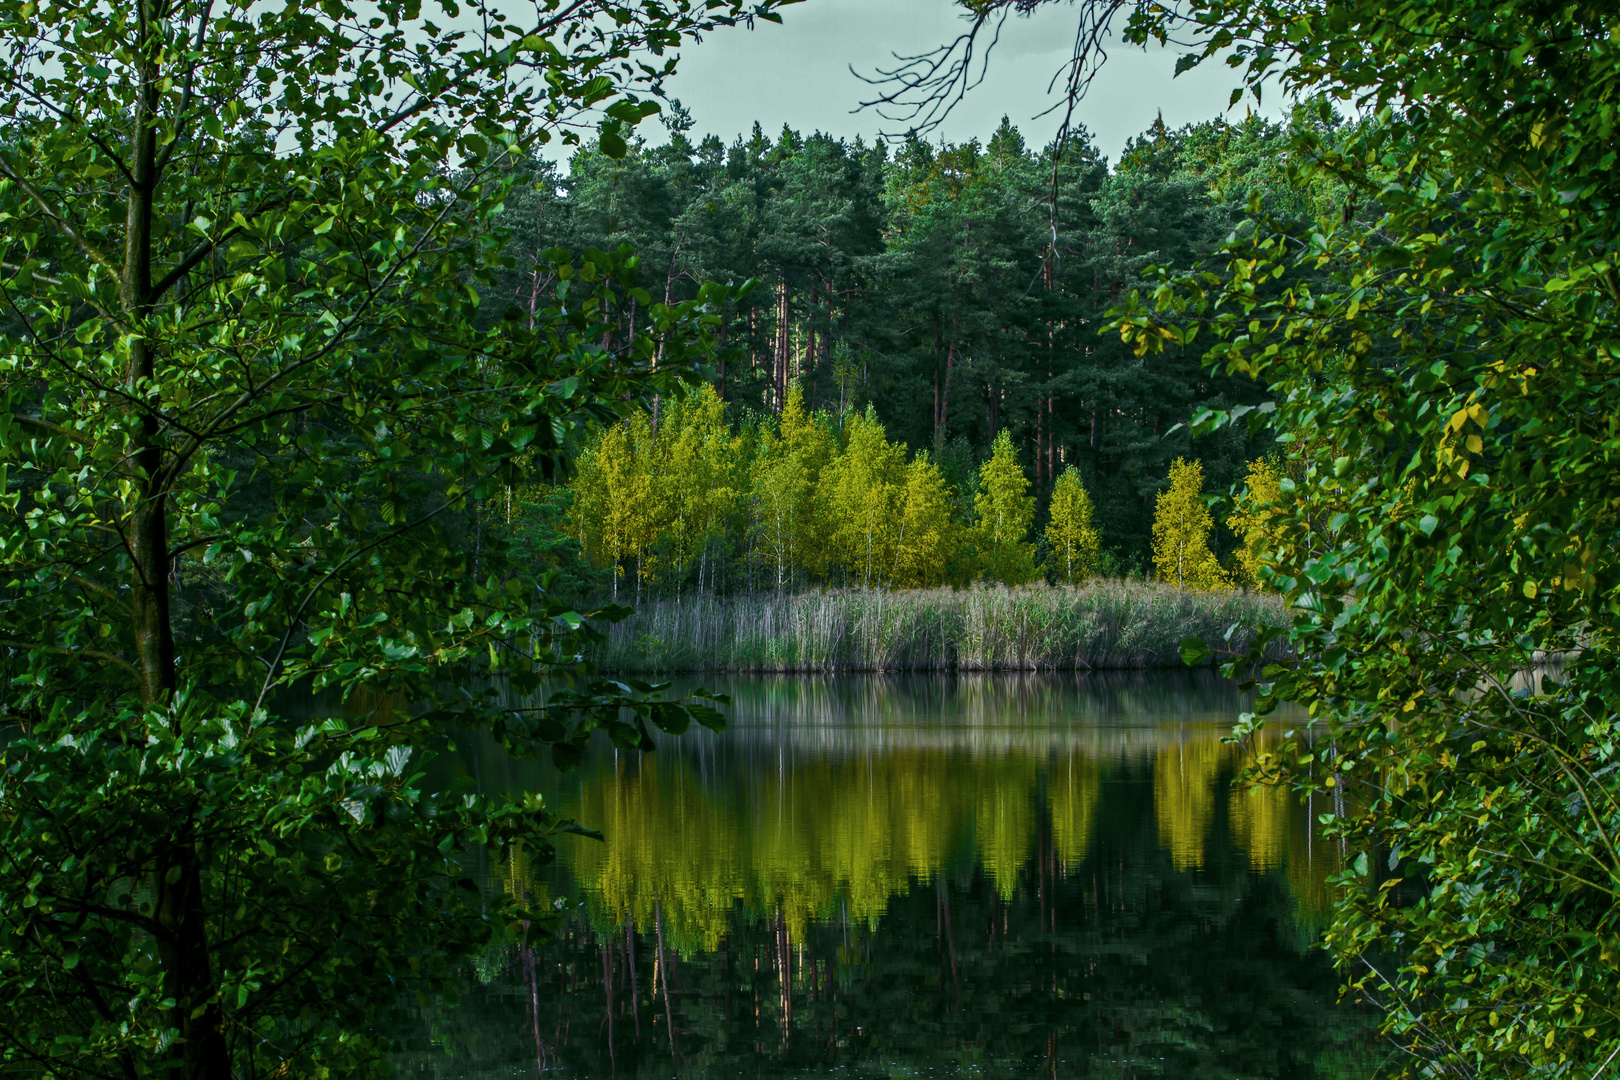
[{"xmin": 774, "ymin": 273, "xmax": 791, "ymax": 412}]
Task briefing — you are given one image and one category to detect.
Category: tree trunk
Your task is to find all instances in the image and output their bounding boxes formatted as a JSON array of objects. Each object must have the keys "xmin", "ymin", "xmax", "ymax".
[
  {"xmin": 932, "ymin": 327, "xmax": 942, "ymax": 441},
  {"xmin": 1036, "ymin": 398, "xmax": 1045, "ymax": 495},
  {"xmin": 124, "ymin": 28, "xmax": 229, "ymax": 1077},
  {"xmin": 804, "ymin": 282, "xmax": 817, "ymax": 391},
  {"xmin": 774, "ymin": 273, "xmax": 790, "ymax": 412},
  {"xmin": 654, "ymin": 247, "xmax": 678, "ymax": 431},
  {"xmin": 154, "ymin": 838, "xmax": 230, "ymax": 1080}
]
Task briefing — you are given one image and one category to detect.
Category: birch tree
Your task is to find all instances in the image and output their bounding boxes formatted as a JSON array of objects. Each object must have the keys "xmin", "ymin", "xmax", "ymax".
[
  {"xmin": 1152, "ymin": 458, "xmax": 1226, "ymax": 589},
  {"xmin": 972, "ymin": 430, "xmax": 1039, "ymax": 584},
  {"xmin": 1227, "ymin": 457, "xmax": 1283, "ymax": 590},
  {"xmin": 818, "ymin": 408, "xmax": 906, "ymax": 587},
  {"xmin": 1046, "ymin": 466, "xmax": 1101, "ymax": 584}
]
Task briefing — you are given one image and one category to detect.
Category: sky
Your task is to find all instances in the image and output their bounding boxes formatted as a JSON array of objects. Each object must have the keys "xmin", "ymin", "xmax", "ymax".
[{"xmin": 642, "ymin": 0, "xmax": 1288, "ymax": 166}]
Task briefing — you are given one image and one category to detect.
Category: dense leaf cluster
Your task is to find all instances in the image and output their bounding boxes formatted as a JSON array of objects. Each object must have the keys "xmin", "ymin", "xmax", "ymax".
[
  {"xmin": 1059, "ymin": 0, "xmax": 1620, "ymax": 1073},
  {"xmin": 0, "ymin": 0, "xmax": 786, "ymax": 1076}
]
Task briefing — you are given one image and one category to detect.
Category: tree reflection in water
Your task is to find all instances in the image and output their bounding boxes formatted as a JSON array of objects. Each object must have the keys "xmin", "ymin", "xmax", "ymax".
[{"xmin": 393, "ymin": 674, "xmax": 1372, "ymax": 1079}]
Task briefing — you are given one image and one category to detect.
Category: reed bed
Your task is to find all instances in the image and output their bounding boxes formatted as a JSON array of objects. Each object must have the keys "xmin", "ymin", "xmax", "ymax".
[{"xmin": 591, "ymin": 582, "xmax": 1291, "ymax": 673}]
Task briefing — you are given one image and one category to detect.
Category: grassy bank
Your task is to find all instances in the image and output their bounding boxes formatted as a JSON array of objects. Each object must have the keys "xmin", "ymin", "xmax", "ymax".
[{"xmin": 591, "ymin": 582, "xmax": 1290, "ymax": 673}]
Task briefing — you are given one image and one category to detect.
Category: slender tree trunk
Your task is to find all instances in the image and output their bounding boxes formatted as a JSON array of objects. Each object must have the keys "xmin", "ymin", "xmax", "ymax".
[
  {"xmin": 932, "ymin": 327, "xmax": 942, "ymax": 441},
  {"xmin": 125, "ymin": 22, "xmax": 229, "ymax": 1077},
  {"xmin": 774, "ymin": 273, "xmax": 790, "ymax": 412},
  {"xmin": 126, "ymin": 88, "xmax": 169, "ymax": 711},
  {"xmin": 1090, "ymin": 401, "xmax": 1098, "ymax": 470},
  {"xmin": 804, "ymin": 282, "xmax": 817, "ymax": 390},
  {"xmin": 526, "ymin": 215, "xmax": 547, "ymax": 332},
  {"xmin": 716, "ymin": 307, "xmax": 729, "ymax": 401},
  {"xmin": 748, "ymin": 304, "xmax": 759, "ymax": 379},
  {"xmin": 1047, "ymin": 391, "xmax": 1055, "ymax": 489},
  {"xmin": 654, "ymin": 245, "xmax": 679, "ymax": 431}
]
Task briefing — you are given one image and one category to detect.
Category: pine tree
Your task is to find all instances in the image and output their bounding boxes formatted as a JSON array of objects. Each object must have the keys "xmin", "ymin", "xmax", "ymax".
[
  {"xmin": 973, "ymin": 430, "xmax": 1039, "ymax": 584},
  {"xmin": 1228, "ymin": 456, "xmax": 1284, "ymax": 590},
  {"xmin": 1151, "ymin": 457, "xmax": 1227, "ymax": 589},
  {"xmin": 1045, "ymin": 466, "xmax": 1101, "ymax": 584}
]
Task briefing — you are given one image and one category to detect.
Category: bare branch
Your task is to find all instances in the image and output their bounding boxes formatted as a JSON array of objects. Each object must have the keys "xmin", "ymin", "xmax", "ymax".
[{"xmin": 851, "ymin": 9, "xmax": 1003, "ymax": 139}]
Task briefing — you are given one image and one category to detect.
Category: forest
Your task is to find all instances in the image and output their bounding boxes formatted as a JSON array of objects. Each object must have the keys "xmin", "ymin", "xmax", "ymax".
[
  {"xmin": 496, "ymin": 112, "xmax": 1313, "ymax": 595},
  {"xmin": 3, "ymin": 0, "xmax": 1616, "ymax": 1076}
]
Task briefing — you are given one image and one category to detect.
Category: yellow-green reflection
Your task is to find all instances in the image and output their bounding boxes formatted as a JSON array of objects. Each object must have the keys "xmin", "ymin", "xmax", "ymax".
[
  {"xmin": 410, "ymin": 674, "xmax": 1367, "ymax": 1080},
  {"xmin": 1049, "ymin": 749, "xmax": 1100, "ymax": 867},
  {"xmin": 525, "ymin": 718, "xmax": 1333, "ymax": 949},
  {"xmin": 1153, "ymin": 738, "xmax": 1226, "ymax": 870},
  {"xmin": 558, "ymin": 750, "xmax": 1051, "ymax": 946}
]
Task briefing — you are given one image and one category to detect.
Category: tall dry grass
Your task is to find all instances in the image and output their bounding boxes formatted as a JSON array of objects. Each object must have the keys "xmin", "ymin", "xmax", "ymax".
[{"xmin": 590, "ymin": 582, "xmax": 1290, "ymax": 673}]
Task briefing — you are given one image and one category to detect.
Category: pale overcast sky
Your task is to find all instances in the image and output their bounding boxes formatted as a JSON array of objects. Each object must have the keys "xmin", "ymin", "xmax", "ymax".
[{"xmin": 647, "ymin": 0, "xmax": 1287, "ymax": 165}]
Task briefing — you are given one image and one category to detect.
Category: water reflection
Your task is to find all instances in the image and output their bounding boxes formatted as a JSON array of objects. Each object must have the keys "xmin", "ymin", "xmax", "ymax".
[{"xmin": 394, "ymin": 673, "xmax": 1369, "ymax": 1080}]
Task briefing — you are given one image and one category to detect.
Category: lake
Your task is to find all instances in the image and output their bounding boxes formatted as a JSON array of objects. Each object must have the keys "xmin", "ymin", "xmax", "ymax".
[{"xmin": 391, "ymin": 673, "xmax": 1373, "ymax": 1080}]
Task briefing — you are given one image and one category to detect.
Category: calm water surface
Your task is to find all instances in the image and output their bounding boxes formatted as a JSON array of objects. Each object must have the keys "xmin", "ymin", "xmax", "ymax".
[{"xmin": 393, "ymin": 673, "xmax": 1373, "ymax": 1080}]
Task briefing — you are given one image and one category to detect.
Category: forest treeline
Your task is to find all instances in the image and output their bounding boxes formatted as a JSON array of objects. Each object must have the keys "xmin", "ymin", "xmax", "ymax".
[
  {"xmin": 494, "ymin": 108, "xmax": 1341, "ymax": 572},
  {"xmin": 552, "ymin": 382, "xmax": 1278, "ymax": 599}
]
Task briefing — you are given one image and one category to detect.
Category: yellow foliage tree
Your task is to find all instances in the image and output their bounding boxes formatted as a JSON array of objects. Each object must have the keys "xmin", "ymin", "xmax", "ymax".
[
  {"xmin": 568, "ymin": 415, "xmax": 659, "ymax": 600},
  {"xmin": 972, "ymin": 430, "xmax": 1039, "ymax": 584},
  {"xmin": 658, "ymin": 385, "xmax": 741, "ymax": 594},
  {"xmin": 1227, "ymin": 456, "xmax": 1283, "ymax": 590},
  {"xmin": 749, "ymin": 428, "xmax": 813, "ymax": 591},
  {"xmin": 779, "ymin": 384, "xmax": 836, "ymax": 475},
  {"xmin": 817, "ymin": 407, "xmax": 906, "ymax": 588},
  {"xmin": 1151, "ymin": 457, "xmax": 1227, "ymax": 589},
  {"xmin": 1044, "ymin": 465, "xmax": 1100, "ymax": 584},
  {"xmin": 757, "ymin": 385, "xmax": 837, "ymax": 584},
  {"xmin": 891, "ymin": 453, "xmax": 959, "ymax": 588}
]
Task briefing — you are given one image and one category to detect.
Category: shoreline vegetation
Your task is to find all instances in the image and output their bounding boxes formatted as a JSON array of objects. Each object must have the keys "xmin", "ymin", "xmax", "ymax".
[{"xmin": 591, "ymin": 581, "xmax": 1287, "ymax": 674}]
